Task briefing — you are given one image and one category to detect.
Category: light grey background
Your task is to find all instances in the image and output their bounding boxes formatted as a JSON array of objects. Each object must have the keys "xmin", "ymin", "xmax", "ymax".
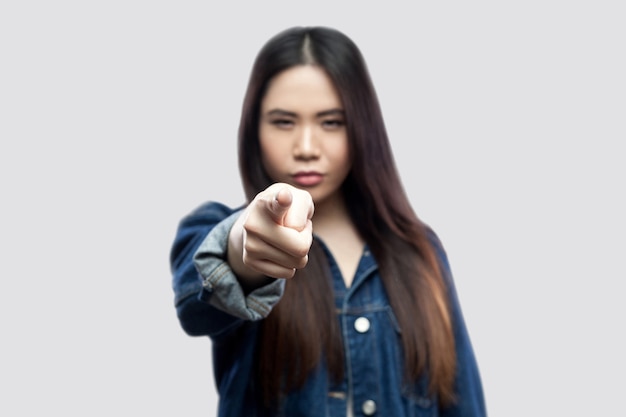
[{"xmin": 1, "ymin": 1, "xmax": 624, "ymax": 416}]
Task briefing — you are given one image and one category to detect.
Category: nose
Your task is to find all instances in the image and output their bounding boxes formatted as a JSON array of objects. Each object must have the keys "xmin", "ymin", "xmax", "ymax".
[{"xmin": 293, "ymin": 125, "xmax": 320, "ymax": 160}]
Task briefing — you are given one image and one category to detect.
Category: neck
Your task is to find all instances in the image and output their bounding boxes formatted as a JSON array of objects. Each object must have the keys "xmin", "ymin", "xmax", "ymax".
[
  {"xmin": 311, "ymin": 191, "xmax": 364, "ymax": 287},
  {"xmin": 311, "ymin": 192, "xmax": 350, "ymax": 230}
]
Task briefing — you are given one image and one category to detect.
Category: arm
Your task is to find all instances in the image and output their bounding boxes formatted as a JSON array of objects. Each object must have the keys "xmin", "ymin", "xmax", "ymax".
[
  {"xmin": 171, "ymin": 201, "xmax": 283, "ymax": 340},
  {"xmin": 170, "ymin": 185, "xmax": 314, "ymax": 340},
  {"xmin": 170, "ymin": 201, "xmax": 248, "ymax": 338}
]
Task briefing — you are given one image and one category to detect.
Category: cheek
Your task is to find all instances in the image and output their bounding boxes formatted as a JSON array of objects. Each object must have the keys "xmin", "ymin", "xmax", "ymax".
[
  {"xmin": 329, "ymin": 139, "xmax": 351, "ymax": 166},
  {"xmin": 260, "ymin": 141, "xmax": 284, "ymax": 176}
]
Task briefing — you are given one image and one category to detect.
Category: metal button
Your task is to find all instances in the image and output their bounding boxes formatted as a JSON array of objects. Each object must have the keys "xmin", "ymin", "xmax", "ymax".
[
  {"xmin": 354, "ymin": 317, "xmax": 370, "ymax": 333},
  {"xmin": 362, "ymin": 399, "xmax": 377, "ymax": 415}
]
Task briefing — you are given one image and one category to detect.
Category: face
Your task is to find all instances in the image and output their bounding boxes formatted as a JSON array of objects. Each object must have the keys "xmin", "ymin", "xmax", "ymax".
[{"xmin": 259, "ymin": 65, "xmax": 351, "ymax": 208}]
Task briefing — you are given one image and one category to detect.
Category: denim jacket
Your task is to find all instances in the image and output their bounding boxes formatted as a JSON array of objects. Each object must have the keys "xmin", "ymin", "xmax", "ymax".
[{"xmin": 170, "ymin": 201, "xmax": 487, "ymax": 417}]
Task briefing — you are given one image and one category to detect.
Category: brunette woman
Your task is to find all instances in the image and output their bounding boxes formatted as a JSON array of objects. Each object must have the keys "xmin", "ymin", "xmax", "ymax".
[{"xmin": 170, "ymin": 26, "xmax": 486, "ymax": 417}]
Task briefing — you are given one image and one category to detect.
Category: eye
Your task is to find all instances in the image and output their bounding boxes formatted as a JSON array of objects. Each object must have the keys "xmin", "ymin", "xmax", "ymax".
[
  {"xmin": 322, "ymin": 119, "xmax": 345, "ymax": 130},
  {"xmin": 270, "ymin": 119, "xmax": 294, "ymax": 129}
]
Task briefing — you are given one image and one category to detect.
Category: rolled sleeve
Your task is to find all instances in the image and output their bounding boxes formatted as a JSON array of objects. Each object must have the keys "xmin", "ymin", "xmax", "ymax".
[{"xmin": 193, "ymin": 211, "xmax": 285, "ymax": 321}]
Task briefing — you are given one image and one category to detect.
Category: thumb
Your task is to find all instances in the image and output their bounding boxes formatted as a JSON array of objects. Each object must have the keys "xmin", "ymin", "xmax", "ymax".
[{"xmin": 266, "ymin": 187, "xmax": 292, "ymax": 226}]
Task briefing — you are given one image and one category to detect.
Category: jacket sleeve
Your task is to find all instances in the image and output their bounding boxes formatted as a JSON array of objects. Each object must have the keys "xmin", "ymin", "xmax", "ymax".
[
  {"xmin": 428, "ymin": 229, "xmax": 488, "ymax": 417},
  {"xmin": 169, "ymin": 201, "xmax": 284, "ymax": 341}
]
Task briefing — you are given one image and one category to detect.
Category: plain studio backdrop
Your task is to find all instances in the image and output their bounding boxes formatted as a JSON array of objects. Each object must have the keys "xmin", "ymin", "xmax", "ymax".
[{"xmin": 1, "ymin": 1, "xmax": 624, "ymax": 416}]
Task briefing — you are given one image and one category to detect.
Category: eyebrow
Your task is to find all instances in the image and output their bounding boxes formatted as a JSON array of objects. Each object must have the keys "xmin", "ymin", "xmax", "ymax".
[{"xmin": 265, "ymin": 108, "xmax": 345, "ymax": 118}]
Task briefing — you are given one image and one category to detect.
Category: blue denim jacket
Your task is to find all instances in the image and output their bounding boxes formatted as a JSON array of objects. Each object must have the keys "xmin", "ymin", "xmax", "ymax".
[{"xmin": 170, "ymin": 201, "xmax": 487, "ymax": 417}]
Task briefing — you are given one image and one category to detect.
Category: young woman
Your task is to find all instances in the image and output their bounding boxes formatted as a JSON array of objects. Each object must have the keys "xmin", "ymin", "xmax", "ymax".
[{"xmin": 170, "ymin": 26, "xmax": 486, "ymax": 417}]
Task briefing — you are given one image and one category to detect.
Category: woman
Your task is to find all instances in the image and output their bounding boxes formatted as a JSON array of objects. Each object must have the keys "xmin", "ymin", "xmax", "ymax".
[{"xmin": 170, "ymin": 26, "xmax": 486, "ymax": 416}]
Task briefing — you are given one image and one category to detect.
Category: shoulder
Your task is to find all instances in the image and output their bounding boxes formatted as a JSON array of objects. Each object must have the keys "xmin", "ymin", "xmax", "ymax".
[
  {"xmin": 171, "ymin": 201, "xmax": 244, "ymax": 253},
  {"xmin": 170, "ymin": 201, "xmax": 245, "ymax": 268},
  {"xmin": 423, "ymin": 223, "xmax": 447, "ymax": 256},
  {"xmin": 179, "ymin": 201, "xmax": 244, "ymax": 227},
  {"xmin": 422, "ymin": 223, "xmax": 453, "ymax": 276}
]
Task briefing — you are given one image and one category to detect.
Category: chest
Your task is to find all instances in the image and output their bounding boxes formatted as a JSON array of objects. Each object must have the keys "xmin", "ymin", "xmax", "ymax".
[
  {"xmin": 315, "ymin": 228, "xmax": 364, "ymax": 287},
  {"xmin": 275, "ymin": 268, "xmax": 439, "ymax": 417}
]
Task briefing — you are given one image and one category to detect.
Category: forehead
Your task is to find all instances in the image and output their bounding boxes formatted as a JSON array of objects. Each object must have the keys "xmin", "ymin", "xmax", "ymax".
[{"xmin": 261, "ymin": 65, "xmax": 342, "ymax": 112}]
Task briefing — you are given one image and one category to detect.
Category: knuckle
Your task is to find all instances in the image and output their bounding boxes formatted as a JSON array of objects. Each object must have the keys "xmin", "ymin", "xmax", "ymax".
[
  {"xmin": 243, "ymin": 244, "xmax": 261, "ymax": 259},
  {"xmin": 295, "ymin": 255, "xmax": 309, "ymax": 269},
  {"xmin": 243, "ymin": 220, "xmax": 262, "ymax": 236},
  {"xmin": 292, "ymin": 244, "xmax": 310, "ymax": 258},
  {"xmin": 296, "ymin": 237, "xmax": 313, "ymax": 257}
]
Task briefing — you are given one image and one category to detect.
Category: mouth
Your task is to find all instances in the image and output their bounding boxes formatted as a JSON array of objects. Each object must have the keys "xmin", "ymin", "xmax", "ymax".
[{"xmin": 292, "ymin": 171, "xmax": 324, "ymax": 187}]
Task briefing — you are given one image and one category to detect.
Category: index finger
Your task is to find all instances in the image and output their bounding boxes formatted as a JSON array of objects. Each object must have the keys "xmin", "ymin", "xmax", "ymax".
[
  {"xmin": 282, "ymin": 190, "xmax": 314, "ymax": 231},
  {"xmin": 264, "ymin": 187, "xmax": 293, "ymax": 226}
]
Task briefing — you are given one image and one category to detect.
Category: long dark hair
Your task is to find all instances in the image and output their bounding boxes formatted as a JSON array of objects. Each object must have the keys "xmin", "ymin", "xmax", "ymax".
[{"xmin": 238, "ymin": 26, "xmax": 456, "ymax": 408}]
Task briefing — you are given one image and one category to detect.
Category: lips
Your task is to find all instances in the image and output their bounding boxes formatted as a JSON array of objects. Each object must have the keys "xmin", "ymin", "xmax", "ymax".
[{"xmin": 292, "ymin": 171, "xmax": 323, "ymax": 187}]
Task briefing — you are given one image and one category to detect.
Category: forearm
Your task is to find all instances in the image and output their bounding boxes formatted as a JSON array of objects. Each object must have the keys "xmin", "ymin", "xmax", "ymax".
[
  {"xmin": 193, "ymin": 210, "xmax": 285, "ymax": 322},
  {"xmin": 171, "ymin": 202, "xmax": 245, "ymax": 338}
]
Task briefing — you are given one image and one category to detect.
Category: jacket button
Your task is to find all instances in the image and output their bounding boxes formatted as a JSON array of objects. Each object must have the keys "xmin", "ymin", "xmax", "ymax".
[
  {"xmin": 362, "ymin": 399, "xmax": 377, "ymax": 415},
  {"xmin": 354, "ymin": 317, "xmax": 370, "ymax": 333}
]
